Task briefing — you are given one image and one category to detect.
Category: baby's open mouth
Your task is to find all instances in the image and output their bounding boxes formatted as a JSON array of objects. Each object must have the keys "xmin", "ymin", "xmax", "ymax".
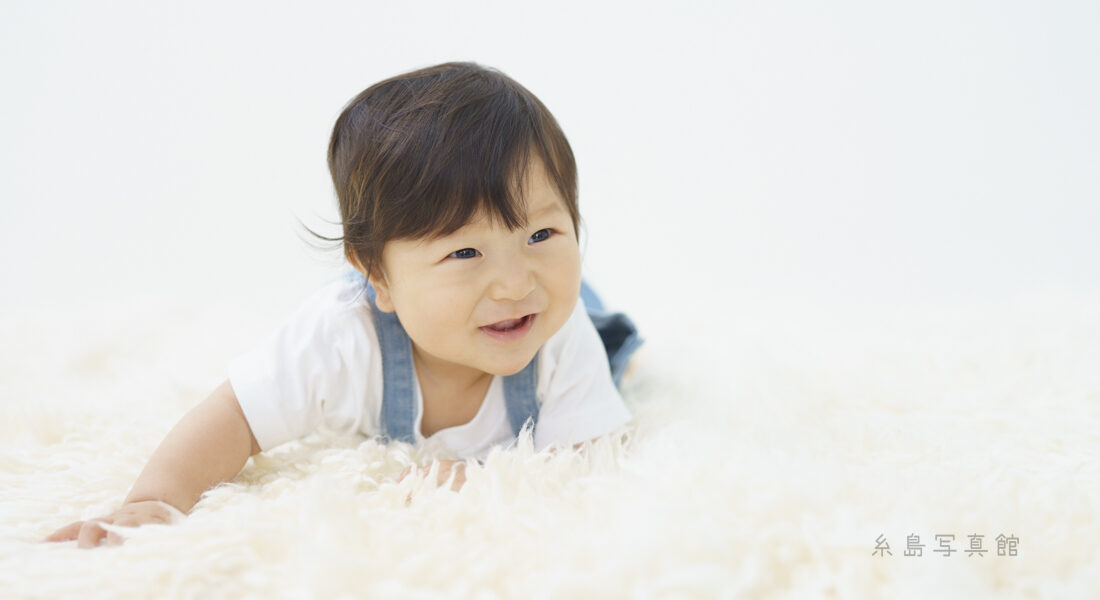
[{"xmin": 484, "ymin": 315, "xmax": 532, "ymax": 332}]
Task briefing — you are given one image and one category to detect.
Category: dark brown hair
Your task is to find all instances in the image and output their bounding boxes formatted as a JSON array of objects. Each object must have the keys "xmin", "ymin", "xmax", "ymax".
[{"xmin": 304, "ymin": 62, "xmax": 579, "ymax": 279}]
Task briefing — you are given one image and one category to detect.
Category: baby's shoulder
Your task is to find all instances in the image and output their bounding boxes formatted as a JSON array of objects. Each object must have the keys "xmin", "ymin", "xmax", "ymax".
[{"xmin": 282, "ymin": 274, "xmax": 377, "ymax": 346}]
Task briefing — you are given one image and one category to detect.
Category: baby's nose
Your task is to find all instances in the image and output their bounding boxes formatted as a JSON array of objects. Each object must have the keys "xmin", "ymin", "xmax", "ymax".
[{"xmin": 488, "ymin": 259, "xmax": 536, "ymax": 301}]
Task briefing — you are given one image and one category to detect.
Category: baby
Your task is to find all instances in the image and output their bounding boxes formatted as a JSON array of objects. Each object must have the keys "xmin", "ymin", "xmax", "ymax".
[{"xmin": 45, "ymin": 62, "xmax": 641, "ymax": 548}]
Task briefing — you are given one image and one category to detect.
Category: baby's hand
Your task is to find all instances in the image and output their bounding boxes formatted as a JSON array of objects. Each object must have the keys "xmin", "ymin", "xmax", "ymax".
[
  {"xmin": 398, "ymin": 460, "xmax": 467, "ymax": 492},
  {"xmin": 42, "ymin": 500, "xmax": 185, "ymax": 549}
]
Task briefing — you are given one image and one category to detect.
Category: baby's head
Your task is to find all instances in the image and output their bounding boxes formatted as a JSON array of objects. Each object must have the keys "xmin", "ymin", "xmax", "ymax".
[{"xmin": 327, "ymin": 62, "xmax": 583, "ymax": 378}]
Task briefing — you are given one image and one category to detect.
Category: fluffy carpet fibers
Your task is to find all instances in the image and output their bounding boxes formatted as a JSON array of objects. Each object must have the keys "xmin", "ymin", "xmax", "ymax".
[{"xmin": 1, "ymin": 290, "xmax": 1097, "ymax": 599}]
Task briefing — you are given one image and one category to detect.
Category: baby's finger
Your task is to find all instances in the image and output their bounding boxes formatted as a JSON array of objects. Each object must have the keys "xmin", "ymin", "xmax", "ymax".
[
  {"xmin": 105, "ymin": 528, "xmax": 128, "ymax": 547},
  {"xmin": 441, "ymin": 463, "xmax": 467, "ymax": 491},
  {"xmin": 105, "ymin": 518, "xmax": 139, "ymax": 546},
  {"xmin": 436, "ymin": 464, "xmax": 452, "ymax": 486},
  {"xmin": 77, "ymin": 520, "xmax": 108, "ymax": 549},
  {"xmin": 43, "ymin": 521, "xmax": 84, "ymax": 542}
]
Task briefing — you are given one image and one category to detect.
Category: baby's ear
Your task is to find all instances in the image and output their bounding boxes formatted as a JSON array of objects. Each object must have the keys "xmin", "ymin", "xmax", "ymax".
[{"xmin": 367, "ymin": 273, "xmax": 396, "ymax": 313}]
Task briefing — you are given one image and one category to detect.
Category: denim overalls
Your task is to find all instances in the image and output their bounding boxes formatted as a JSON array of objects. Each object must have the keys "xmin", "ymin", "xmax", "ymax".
[{"xmin": 344, "ymin": 269, "xmax": 642, "ymax": 445}]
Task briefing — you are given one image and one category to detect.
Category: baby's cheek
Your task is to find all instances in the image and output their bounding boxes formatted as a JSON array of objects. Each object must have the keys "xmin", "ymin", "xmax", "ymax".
[
  {"xmin": 408, "ymin": 312, "xmax": 449, "ymax": 343},
  {"xmin": 406, "ymin": 300, "xmax": 473, "ymax": 351}
]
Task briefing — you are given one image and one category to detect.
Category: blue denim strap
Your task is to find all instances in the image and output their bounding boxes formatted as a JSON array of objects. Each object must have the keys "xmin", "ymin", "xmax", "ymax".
[
  {"xmin": 503, "ymin": 354, "xmax": 539, "ymax": 438},
  {"xmin": 361, "ymin": 279, "xmax": 418, "ymax": 445}
]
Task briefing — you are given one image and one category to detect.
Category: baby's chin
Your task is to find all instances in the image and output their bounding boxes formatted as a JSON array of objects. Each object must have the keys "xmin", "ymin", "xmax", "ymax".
[{"xmin": 477, "ymin": 349, "xmax": 541, "ymax": 377}]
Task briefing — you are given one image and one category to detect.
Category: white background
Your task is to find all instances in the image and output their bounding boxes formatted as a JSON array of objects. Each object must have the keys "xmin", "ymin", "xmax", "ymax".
[{"xmin": 2, "ymin": 1, "xmax": 1098, "ymax": 332}]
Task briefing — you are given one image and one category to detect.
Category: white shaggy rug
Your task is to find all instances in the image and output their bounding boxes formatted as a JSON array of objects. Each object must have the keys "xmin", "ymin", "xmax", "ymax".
[{"xmin": 2, "ymin": 288, "xmax": 1098, "ymax": 598}]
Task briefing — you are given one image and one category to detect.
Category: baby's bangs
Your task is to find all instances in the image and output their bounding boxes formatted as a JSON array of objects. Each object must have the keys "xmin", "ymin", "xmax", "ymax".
[{"xmin": 417, "ymin": 142, "xmax": 537, "ymax": 242}]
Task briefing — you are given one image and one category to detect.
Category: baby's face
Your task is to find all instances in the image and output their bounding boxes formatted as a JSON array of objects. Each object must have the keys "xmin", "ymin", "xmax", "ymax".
[{"xmin": 367, "ymin": 164, "xmax": 581, "ymax": 380}]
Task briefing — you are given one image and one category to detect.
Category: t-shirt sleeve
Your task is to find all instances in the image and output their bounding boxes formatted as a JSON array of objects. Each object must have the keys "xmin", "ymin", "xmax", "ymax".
[
  {"xmin": 227, "ymin": 282, "xmax": 375, "ymax": 452},
  {"xmin": 534, "ymin": 300, "xmax": 633, "ymax": 451}
]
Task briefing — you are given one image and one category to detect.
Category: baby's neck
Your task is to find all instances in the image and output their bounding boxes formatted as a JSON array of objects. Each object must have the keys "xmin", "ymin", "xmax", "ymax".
[{"xmin": 412, "ymin": 347, "xmax": 494, "ymax": 437}]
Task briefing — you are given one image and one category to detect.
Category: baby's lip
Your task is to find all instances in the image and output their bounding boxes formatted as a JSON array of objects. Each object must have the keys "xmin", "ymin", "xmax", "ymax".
[{"xmin": 482, "ymin": 313, "xmax": 537, "ymax": 329}]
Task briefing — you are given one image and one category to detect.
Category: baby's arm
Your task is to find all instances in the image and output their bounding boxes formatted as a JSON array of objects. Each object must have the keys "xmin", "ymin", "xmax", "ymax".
[{"xmin": 44, "ymin": 379, "xmax": 260, "ymax": 548}]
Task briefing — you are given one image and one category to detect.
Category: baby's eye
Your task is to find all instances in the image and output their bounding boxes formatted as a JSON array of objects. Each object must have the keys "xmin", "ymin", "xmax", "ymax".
[
  {"xmin": 448, "ymin": 248, "xmax": 480, "ymax": 259},
  {"xmin": 528, "ymin": 228, "xmax": 553, "ymax": 244}
]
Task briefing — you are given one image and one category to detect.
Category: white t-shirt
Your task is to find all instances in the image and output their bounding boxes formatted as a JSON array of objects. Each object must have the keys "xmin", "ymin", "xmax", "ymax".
[{"xmin": 227, "ymin": 274, "xmax": 632, "ymax": 461}]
